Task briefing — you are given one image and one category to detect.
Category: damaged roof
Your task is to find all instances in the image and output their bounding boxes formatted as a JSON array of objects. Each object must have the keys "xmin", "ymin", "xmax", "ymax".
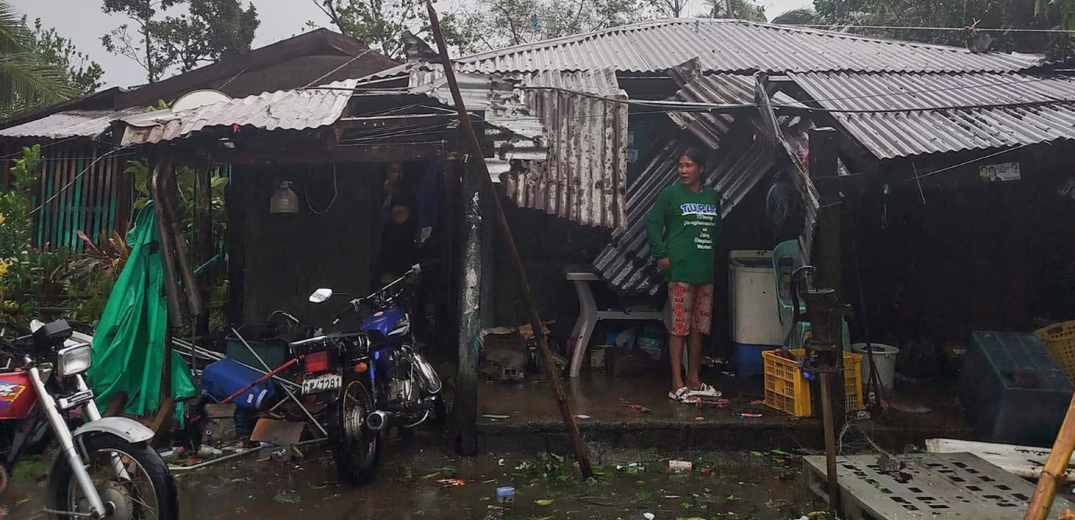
[
  {"xmin": 119, "ymin": 79, "xmax": 361, "ymax": 145},
  {"xmin": 0, "ymin": 108, "xmax": 142, "ymax": 140},
  {"xmin": 455, "ymin": 19, "xmax": 1044, "ymax": 75},
  {"xmin": 791, "ymin": 72, "xmax": 1075, "ymax": 159}
]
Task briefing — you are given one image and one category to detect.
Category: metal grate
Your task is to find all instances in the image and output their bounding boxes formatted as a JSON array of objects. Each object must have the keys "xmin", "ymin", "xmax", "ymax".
[{"xmin": 804, "ymin": 452, "xmax": 1073, "ymax": 520}]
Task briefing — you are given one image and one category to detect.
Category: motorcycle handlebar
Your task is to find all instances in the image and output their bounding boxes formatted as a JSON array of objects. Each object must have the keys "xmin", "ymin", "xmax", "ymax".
[{"xmin": 332, "ymin": 298, "xmax": 363, "ymax": 325}]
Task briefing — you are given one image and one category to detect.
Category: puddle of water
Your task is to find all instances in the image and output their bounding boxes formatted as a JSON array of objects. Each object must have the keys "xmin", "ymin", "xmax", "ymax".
[{"xmin": 4, "ymin": 437, "xmax": 824, "ymax": 520}]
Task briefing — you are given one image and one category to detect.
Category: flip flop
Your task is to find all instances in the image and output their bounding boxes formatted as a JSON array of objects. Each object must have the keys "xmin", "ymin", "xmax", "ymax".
[
  {"xmin": 690, "ymin": 383, "xmax": 722, "ymax": 398},
  {"xmin": 668, "ymin": 387, "xmax": 694, "ymax": 403}
]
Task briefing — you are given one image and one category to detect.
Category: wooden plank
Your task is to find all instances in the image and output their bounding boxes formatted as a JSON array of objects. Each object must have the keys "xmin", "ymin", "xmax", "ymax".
[
  {"xmin": 71, "ymin": 155, "xmax": 84, "ymax": 251},
  {"xmin": 82, "ymin": 147, "xmax": 98, "ymax": 247},
  {"xmin": 51, "ymin": 149, "xmax": 66, "ymax": 250},
  {"xmin": 35, "ymin": 153, "xmax": 47, "ymax": 247},
  {"xmin": 90, "ymin": 148, "xmax": 106, "ymax": 242},
  {"xmin": 103, "ymin": 154, "xmax": 117, "ymax": 236}
]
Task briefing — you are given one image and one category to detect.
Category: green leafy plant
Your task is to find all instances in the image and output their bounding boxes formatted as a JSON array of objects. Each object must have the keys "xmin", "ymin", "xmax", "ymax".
[{"xmin": 0, "ymin": 145, "xmax": 44, "ymax": 320}]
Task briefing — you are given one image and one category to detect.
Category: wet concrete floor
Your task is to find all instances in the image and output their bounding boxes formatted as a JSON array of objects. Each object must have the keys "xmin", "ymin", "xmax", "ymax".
[{"xmin": 5, "ymin": 433, "xmax": 823, "ymax": 520}]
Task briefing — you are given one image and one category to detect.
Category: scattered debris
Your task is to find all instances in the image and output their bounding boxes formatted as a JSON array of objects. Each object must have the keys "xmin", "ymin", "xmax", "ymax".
[
  {"xmin": 535, "ymin": 499, "xmax": 554, "ymax": 506},
  {"xmin": 643, "ymin": 513, "xmax": 656, "ymax": 520},
  {"xmin": 482, "ymin": 414, "xmax": 510, "ymax": 420},
  {"xmin": 437, "ymin": 478, "xmax": 467, "ymax": 487},
  {"xmin": 250, "ymin": 418, "xmax": 305, "ymax": 447},
  {"xmin": 669, "ymin": 460, "xmax": 693, "ymax": 472},
  {"xmin": 696, "ymin": 397, "xmax": 730, "ymax": 408},
  {"xmin": 575, "ymin": 414, "xmax": 592, "ymax": 419},
  {"xmin": 736, "ymin": 413, "xmax": 763, "ymax": 419},
  {"xmin": 496, "ymin": 486, "xmax": 515, "ymax": 503},
  {"xmin": 620, "ymin": 399, "xmax": 651, "ymax": 413}
]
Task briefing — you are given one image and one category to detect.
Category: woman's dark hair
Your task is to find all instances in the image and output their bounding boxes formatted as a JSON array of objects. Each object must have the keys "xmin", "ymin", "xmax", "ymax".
[{"xmin": 679, "ymin": 148, "xmax": 708, "ymax": 171}]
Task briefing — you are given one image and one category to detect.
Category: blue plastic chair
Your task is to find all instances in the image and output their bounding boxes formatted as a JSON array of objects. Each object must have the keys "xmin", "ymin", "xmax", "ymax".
[{"xmin": 771, "ymin": 240, "xmax": 850, "ymax": 350}]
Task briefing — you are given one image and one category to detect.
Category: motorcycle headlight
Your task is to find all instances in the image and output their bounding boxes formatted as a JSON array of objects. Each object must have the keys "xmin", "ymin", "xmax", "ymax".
[{"xmin": 57, "ymin": 343, "xmax": 92, "ymax": 376}]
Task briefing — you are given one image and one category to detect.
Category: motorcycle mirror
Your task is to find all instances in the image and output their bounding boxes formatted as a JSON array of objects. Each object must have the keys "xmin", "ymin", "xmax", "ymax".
[{"xmin": 309, "ymin": 288, "xmax": 333, "ymax": 303}]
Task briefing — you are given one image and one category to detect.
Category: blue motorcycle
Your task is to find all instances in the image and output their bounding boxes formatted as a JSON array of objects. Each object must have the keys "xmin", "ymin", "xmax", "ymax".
[{"xmin": 287, "ymin": 262, "xmax": 443, "ymax": 485}]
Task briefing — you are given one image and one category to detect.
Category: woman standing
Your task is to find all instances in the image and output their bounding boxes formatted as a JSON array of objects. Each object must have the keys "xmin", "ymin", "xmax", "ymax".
[{"xmin": 645, "ymin": 149, "xmax": 723, "ymax": 403}]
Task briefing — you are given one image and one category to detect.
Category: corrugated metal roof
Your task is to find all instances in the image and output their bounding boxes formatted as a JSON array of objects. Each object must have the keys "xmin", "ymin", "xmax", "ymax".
[
  {"xmin": 456, "ymin": 19, "xmax": 1044, "ymax": 75},
  {"xmin": 119, "ymin": 79, "xmax": 360, "ymax": 145},
  {"xmin": 669, "ymin": 73, "xmax": 801, "ymax": 147},
  {"xmin": 0, "ymin": 108, "xmax": 142, "ymax": 140},
  {"xmin": 791, "ymin": 72, "xmax": 1075, "ymax": 159},
  {"xmin": 504, "ymin": 68, "xmax": 627, "ymax": 229},
  {"xmin": 400, "ymin": 65, "xmax": 627, "ymax": 228}
]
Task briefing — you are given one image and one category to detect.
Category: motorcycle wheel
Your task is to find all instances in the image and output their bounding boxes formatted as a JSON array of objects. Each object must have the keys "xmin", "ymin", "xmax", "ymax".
[
  {"xmin": 328, "ymin": 375, "xmax": 381, "ymax": 485},
  {"xmin": 46, "ymin": 432, "xmax": 178, "ymax": 520}
]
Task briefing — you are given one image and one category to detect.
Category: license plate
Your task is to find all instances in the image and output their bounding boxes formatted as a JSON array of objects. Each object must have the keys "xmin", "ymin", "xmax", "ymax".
[{"xmin": 302, "ymin": 373, "xmax": 342, "ymax": 395}]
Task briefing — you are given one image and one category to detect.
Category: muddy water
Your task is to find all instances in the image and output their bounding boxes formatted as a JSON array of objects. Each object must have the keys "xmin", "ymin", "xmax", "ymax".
[{"xmin": 5, "ymin": 435, "xmax": 821, "ymax": 519}]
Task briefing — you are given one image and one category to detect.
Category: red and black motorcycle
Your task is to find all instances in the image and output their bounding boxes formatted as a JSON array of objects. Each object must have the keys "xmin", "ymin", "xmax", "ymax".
[{"xmin": 0, "ymin": 319, "xmax": 178, "ymax": 520}]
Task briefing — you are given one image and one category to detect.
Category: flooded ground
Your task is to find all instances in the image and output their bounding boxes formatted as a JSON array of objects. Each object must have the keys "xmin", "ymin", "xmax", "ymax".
[{"xmin": 4, "ymin": 433, "xmax": 824, "ymax": 520}]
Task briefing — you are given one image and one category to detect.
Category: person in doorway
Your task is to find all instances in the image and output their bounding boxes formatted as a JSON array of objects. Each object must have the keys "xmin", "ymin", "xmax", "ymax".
[
  {"xmin": 645, "ymin": 149, "xmax": 723, "ymax": 403},
  {"xmin": 374, "ymin": 199, "xmax": 420, "ymax": 288}
]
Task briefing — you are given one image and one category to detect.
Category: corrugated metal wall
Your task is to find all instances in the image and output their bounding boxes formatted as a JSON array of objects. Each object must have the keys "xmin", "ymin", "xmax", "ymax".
[
  {"xmin": 505, "ymin": 69, "xmax": 628, "ymax": 230},
  {"xmin": 33, "ymin": 145, "xmax": 131, "ymax": 252}
]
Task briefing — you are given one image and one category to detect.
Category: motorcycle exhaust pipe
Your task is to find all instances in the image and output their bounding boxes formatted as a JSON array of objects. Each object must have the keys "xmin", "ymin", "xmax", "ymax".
[{"xmin": 366, "ymin": 411, "xmax": 388, "ymax": 432}]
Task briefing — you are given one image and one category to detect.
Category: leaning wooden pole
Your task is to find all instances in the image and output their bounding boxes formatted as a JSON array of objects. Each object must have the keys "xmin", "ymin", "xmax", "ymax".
[
  {"xmin": 424, "ymin": 0, "xmax": 593, "ymax": 478},
  {"xmin": 1024, "ymin": 394, "xmax": 1075, "ymax": 520}
]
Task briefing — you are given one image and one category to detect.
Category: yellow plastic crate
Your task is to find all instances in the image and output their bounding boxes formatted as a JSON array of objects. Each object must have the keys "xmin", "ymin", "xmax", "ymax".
[
  {"xmin": 763, "ymin": 349, "xmax": 864, "ymax": 417},
  {"xmin": 1036, "ymin": 320, "xmax": 1075, "ymax": 381}
]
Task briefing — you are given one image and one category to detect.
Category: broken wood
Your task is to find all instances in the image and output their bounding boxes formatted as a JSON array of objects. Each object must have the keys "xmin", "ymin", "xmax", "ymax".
[{"xmin": 425, "ymin": 0, "xmax": 593, "ymax": 479}]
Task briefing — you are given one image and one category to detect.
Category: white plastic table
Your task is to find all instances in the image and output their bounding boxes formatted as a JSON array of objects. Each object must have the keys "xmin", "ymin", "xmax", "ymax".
[{"xmin": 566, "ymin": 269, "xmax": 665, "ymax": 377}]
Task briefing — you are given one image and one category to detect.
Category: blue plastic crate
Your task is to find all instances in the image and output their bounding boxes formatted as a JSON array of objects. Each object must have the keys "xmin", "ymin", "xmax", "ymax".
[
  {"xmin": 733, "ymin": 343, "xmax": 778, "ymax": 378},
  {"xmin": 960, "ymin": 331, "xmax": 1073, "ymax": 446}
]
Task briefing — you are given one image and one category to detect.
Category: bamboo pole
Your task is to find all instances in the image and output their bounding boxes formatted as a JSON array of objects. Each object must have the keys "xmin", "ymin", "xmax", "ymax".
[
  {"xmin": 424, "ymin": 0, "xmax": 594, "ymax": 478},
  {"xmin": 1024, "ymin": 393, "xmax": 1075, "ymax": 520}
]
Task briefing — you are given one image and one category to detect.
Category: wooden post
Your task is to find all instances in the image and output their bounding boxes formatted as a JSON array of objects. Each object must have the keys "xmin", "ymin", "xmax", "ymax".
[
  {"xmin": 1024, "ymin": 394, "xmax": 1075, "ymax": 520},
  {"xmin": 150, "ymin": 158, "xmax": 186, "ymax": 326},
  {"xmin": 195, "ymin": 165, "xmax": 213, "ymax": 338},
  {"xmin": 425, "ymin": 0, "xmax": 594, "ymax": 478},
  {"xmin": 224, "ymin": 173, "xmax": 245, "ymax": 326},
  {"xmin": 810, "ymin": 127, "xmax": 846, "ymax": 418},
  {"xmin": 809, "ymin": 127, "xmax": 844, "ymax": 510},
  {"xmin": 455, "ymin": 160, "xmax": 482, "ymax": 456}
]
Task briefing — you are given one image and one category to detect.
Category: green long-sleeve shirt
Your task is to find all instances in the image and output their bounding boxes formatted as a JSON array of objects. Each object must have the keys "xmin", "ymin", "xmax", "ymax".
[{"xmin": 645, "ymin": 182, "xmax": 722, "ymax": 285}]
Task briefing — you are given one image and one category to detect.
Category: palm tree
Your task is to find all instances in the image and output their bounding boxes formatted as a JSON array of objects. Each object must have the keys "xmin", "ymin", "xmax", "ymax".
[{"xmin": 0, "ymin": 1, "xmax": 76, "ymax": 119}]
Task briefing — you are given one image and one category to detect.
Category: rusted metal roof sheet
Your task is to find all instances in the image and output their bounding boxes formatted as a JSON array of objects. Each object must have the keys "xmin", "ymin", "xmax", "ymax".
[
  {"xmin": 504, "ymin": 68, "xmax": 627, "ymax": 229},
  {"xmin": 403, "ymin": 65, "xmax": 627, "ymax": 229},
  {"xmin": 456, "ymin": 19, "xmax": 1043, "ymax": 75},
  {"xmin": 119, "ymin": 79, "xmax": 359, "ymax": 145},
  {"xmin": 790, "ymin": 72, "xmax": 1075, "ymax": 159},
  {"xmin": 0, "ymin": 108, "xmax": 142, "ymax": 140}
]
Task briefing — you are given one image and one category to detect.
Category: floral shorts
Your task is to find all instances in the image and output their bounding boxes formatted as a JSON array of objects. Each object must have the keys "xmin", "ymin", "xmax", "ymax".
[{"xmin": 668, "ymin": 282, "xmax": 713, "ymax": 337}]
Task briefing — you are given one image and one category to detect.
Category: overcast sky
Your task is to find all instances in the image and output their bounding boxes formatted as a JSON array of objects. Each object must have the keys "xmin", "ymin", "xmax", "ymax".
[{"xmin": 10, "ymin": 0, "xmax": 812, "ymax": 89}]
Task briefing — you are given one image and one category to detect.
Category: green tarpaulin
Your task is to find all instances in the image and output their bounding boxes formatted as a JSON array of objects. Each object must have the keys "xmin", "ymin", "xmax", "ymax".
[{"xmin": 89, "ymin": 201, "xmax": 195, "ymax": 421}]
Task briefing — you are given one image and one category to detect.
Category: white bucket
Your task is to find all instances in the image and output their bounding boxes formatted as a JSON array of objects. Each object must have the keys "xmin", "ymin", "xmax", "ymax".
[{"xmin": 851, "ymin": 343, "xmax": 900, "ymax": 390}]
